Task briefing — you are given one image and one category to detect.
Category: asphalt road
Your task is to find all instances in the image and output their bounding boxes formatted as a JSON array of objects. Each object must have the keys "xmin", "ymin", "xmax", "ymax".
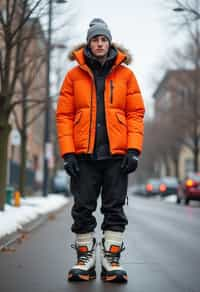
[{"xmin": 0, "ymin": 195, "xmax": 200, "ymax": 292}]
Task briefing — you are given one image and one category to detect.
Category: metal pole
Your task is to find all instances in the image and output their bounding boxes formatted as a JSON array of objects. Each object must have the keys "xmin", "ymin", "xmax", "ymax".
[{"xmin": 43, "ymin": 0, "xmax": 53, "ymax": 197}]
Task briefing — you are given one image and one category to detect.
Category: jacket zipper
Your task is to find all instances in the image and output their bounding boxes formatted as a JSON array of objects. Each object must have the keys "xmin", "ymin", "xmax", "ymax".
[
  {"xmin": 87, "ymin": 82, "xmax": 93, "ymax": 153},
  {"xmin": 110, "ymin": 80, "xmax": 114, "ymax": 103}
]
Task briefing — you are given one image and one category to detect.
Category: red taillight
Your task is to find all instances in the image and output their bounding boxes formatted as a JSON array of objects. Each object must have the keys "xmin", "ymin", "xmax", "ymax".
[
  {"xmin": 185, "ymin": 179, "xmax": 194, "ymax": 187},
  {"xmin": 160, "ymin": 183, "xmax": 167, "ymax": 192},
  {"xmin": 146, "ymin": 184, "xmax": 153, "ymax": 192}
]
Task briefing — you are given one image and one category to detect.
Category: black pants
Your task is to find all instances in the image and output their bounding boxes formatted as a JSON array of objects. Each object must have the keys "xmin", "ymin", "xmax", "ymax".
[{"xmin": 70, "ymin": 159, "xmax": 128, "ymax": 234}]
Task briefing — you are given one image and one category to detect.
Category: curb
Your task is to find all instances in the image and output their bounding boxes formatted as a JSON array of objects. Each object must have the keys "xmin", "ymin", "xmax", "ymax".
[
  {"xmin": 0, "ymin": 232, "xmax": 21, "ymax": 251},
  {"xmin": 0, "ymin": 201, "xmax": 69, "ymax": 251}
]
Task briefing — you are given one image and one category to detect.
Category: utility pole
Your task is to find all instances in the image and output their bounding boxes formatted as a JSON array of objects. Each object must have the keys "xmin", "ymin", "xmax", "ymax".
[
  {"xmin": 43, "ymin": 0, "xmax": 68, "ymax": 197},
  {"xmin": 43, "ymin": 0, "xmax": 53, "ymax": 197}
]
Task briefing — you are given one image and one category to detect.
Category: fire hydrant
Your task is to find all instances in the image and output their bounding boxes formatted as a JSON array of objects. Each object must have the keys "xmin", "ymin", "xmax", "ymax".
[{"xmin": 14, "ymin": 191, "xmax": 21, "ymax": 207}]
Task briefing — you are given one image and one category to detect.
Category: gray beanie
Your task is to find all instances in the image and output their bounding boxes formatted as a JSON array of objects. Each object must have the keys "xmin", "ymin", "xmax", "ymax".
[{"xmin": 87, "ymin": 18, "xmax": 112, "ymax": 43}]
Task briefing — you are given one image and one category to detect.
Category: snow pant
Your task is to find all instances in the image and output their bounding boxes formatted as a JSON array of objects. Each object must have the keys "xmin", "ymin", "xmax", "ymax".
[{"xmin": 70, "ymin": 158, "xmax": 128, "ymax": 234}]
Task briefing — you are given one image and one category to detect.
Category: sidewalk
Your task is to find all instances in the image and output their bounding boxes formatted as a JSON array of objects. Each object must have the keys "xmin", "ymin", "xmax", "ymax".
[{"xmin": 0, "ymin": 193, "xmax": 70, "ymax": 250}]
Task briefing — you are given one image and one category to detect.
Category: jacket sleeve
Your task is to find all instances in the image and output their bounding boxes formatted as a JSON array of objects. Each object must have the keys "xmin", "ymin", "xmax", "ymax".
[
  {"xmin": 56, "ymin": 71, "xmax": 75, "ymax": 156},
  {"xmin": 126, "ymin": 71, "xmax": 145, "ymax": 153}
]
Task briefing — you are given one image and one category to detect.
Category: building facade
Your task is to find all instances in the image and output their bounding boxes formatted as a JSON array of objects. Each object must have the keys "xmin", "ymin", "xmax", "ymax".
[{"xmin": 153, "ymin": 69, "xmax": 200, "ymax": 179}]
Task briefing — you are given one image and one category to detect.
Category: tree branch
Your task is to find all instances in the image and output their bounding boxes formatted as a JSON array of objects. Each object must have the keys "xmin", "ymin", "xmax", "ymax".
[
  {"xmin": 26, "ymin": 104, "xmax": 46, "ymax": 127},
  {"xmin": 11, "ymin": 0, "xmax": 43, "ymax": 41},
  {"xmin": 12, "ymin": 106, "xmax": 21, "ymax": 131}
]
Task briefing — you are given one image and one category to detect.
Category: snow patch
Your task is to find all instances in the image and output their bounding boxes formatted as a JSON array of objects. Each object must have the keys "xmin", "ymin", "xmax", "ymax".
[
  {"xmin": 164, "ymin": 194, "xmax": 177, "ymax": 203},
  {"xmin": 0, "ymin": 194, "xmax": 69, "ymax": 239}
]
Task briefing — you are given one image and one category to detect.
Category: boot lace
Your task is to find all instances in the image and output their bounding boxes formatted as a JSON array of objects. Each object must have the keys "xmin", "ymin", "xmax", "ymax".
[
  {"xmin": 71, "ymin": 242, "xmax": 95, "ymax": 264},
  {"xmin": 103, "ymin": 241, "xmax": 125, "ymax": 266}
]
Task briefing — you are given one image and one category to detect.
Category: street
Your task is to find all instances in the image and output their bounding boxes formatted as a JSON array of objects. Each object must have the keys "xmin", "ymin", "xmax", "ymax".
[{"xmin": 0, "ymin": 195, "xmax": 200, "ymax": 292}]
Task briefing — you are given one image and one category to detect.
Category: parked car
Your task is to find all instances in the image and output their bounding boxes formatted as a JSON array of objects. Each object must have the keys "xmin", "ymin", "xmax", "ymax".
[
  {"xmin": 52, "ymin": 170, "xmax": 70, "ymax": 196},
  {"xmin": 159, "ymin": 176, "xmax": 179, "ymax": 197},
  {"xmin": 131, "ymin": 184, "xmax": 146, "ymax": 197},
  {"xmin": 176, "ymin": 172, "xmax": 200, "ymax": 205},
  {"xmin": 145, "ymin": 178, "xmax": 162, "ymax": 197},
  {"xmin": 144, "ymin": 176, "xmax": 178, "ymax": 197}
]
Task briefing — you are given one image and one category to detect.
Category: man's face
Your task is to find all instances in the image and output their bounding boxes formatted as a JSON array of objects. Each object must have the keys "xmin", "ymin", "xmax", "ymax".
[{"xmin": 89, "ymin": 35, "xmax": 110, "ymax": 58}]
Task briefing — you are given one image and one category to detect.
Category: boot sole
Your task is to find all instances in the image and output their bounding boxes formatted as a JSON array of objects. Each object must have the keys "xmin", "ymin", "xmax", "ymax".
[
  {"xmin": 68, "ymin": 268, "xmax": 96, "ymax": 282},
  {"xmin": 101, "ymin": 269, "xmax": 128, "ymax": 283},
  {"xmin": 101, "ymin": 274, "xmax": 128, "ymax": 283}
]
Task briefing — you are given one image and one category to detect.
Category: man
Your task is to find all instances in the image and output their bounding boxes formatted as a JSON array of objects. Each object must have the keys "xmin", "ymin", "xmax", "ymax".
[{"xmin": 56, "ymin": 18, "xmax": 145, "ymax": 283}]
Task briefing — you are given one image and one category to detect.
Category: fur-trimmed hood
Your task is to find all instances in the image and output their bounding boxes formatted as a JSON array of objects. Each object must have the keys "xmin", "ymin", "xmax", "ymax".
[{"xmin": 68, "ymin": 43, "xmax": 132, "ymax": 65}]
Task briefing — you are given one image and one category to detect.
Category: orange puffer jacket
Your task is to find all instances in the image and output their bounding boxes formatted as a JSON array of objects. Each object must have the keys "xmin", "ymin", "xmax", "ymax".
[{"xmin": 56, "ymin": 44, "xmax": 145, "ymax": 157}]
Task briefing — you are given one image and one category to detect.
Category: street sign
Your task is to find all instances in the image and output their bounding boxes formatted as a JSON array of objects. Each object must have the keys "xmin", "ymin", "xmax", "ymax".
[{"xmin": 10, "ymin": 129, "xmax": 21, "ymax": 146}]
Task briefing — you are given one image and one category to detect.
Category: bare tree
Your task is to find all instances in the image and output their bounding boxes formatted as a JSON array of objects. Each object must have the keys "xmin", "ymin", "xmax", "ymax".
[
  {"xmin": 131, "ymin": 120, "xmax": 159, "ymax": 184},
  {"xmin": 12, "ymin": 33, "xmax": 46, "ymax": 197},
  {"xmin": 176, "ymin": 1, "xmax": 200, "ymax": 171},
  {"xmin": 155, "ymin": 110, "xmax": 184, "ymax": 178},
  {"xmin": 170, "ymin": 66, "xmax": 200, "ymax": 172},
  {"xmin": 158, "ymin": 0, "xmax": 200, "ymax": 173},
  {"xmin": 0, "ymin": 0, "xmax": 46, "ymax": 210}
]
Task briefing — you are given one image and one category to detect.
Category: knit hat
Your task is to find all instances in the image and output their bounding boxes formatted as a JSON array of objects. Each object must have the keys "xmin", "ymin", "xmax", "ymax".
[{"xmin": 87, "ymin": 18, "xmax": 112, "ymax": 44}]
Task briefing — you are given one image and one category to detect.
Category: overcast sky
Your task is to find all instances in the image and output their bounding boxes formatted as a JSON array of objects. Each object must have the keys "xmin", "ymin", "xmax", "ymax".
[{"xmin": 55, "ymin": 0, "xmax": 185, "ymax": 118}]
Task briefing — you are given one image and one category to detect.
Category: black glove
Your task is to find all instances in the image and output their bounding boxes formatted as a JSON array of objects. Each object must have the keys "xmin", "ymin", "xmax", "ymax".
[
  {"xmin": 121, "ymin": 149, "xmax": 140, "ymax": 174},
  {"xmin": 63, "ymin": 153, "xmax": 80, "ymax": 177}
]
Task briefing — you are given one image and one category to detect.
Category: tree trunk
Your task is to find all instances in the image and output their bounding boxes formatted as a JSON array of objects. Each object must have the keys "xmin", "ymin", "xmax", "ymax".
[
  {"xmin": 19, "ymin": 130, "xmax": 27, "ymax": 197},
  {"xmin": 173, "ymin": 157, "xmax": 180, "ymax": 179},
  {"xmin": 171, "ymin": 149, "xmax": 180, "ymax": 179},
  {"xmin": 0, "ymin": 122, "xmax": 11, "ymax": 211},
  {"xmin": 164, "ymin": 155, "xmax": 170, "ymax": 176},
  {"xmin": 194, "ymin": 146, "xmax": 199, "ymax": 172}
]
